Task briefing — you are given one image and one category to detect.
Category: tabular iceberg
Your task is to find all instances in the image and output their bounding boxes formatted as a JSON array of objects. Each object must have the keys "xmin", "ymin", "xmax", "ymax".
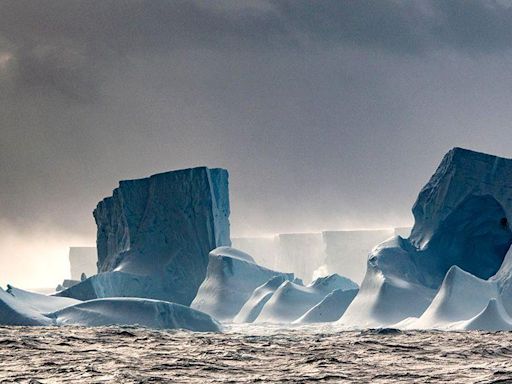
[
  {"xmin": 59, "ymin": 167, "xmax": 230, "ymax": 305},
  {"xmin": 340, "ymin": 148, "xmax": 512, "ymax": 328},
  {"xmin": 191, "ymin": 247, "xmax": 294, "ymax": 322},
  {"xmin": 275, "ymin": 233, "xmax": 324, "ymax": 283}
]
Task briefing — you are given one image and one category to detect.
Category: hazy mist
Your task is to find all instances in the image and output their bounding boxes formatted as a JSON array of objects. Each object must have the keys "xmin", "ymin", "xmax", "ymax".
[{"xmin": 2, "ymin": 0, "xmax": 512, "ymax": 287}]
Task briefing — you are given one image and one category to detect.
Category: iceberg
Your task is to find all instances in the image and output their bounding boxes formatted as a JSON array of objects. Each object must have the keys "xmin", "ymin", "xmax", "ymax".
[
  {"xmin": 49, "ymin": 298, "xmax": 220, "ymax": 331},
  {"xmin": 0, "ymin": 286, "xmax": 219, "ymax": 331},
  {"xmin": 340, "ymin": 148, "xmax": 512, "ymax": 328},
  {"xmin": 459, "ymin": 298, "xmax": 512, "ymax": 331},
  {"xmin": 0, "ymin": 288, "xmax": 55, "ymax": 326},
  {"xmin": 255, "ymin": 274, "xmax": 358, "ymax": 323},
  {"xmin": 294, "ymin": 288, "xmax": 358, "ymax": 324},
  {"xmin": 59, "ymin": 167, "xmax": 230, "ymax": 305},
  {"xmin": 7, "ymin": 285, "xmax": 80, "ymax": 313},
  {"xmin": 191, "ymin": 247, "xmax": 294, "ymax": 322},
  {"xmin": 401, "ymin": 266, "xmax": 499, "ymax": 329},
  {"xmin": 233, "ymin": 275, "xmax": 291, "ymax": 323}
]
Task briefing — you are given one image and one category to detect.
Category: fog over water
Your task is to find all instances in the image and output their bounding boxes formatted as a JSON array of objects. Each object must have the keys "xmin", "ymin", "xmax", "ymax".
[{"xmin": 2, "ymin": 1, "xmax": 512, "ymax": 287}]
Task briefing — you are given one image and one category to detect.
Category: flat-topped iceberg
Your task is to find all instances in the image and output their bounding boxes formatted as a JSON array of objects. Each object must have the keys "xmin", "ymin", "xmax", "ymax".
[
  {"xmin": 191, "ymin": 247, "xmax": 294, "ymax": 322},
  {"xmin": 59, "ymin": 167, "xmax": 230, "ymax": 305}
]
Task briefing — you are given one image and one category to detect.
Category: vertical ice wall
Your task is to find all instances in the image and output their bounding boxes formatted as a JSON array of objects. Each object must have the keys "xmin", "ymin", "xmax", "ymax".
[{"xmin": 61, "ymin": 167, "xmax": 230, "ymax": 305}]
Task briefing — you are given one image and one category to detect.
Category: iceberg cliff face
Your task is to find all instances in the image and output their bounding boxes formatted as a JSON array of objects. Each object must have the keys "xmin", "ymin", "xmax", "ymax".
[
  {"xmin": 341, "ymin": 148, "xmax": 512, "ymax": 327},
  {"xmin": 61, "ymin": 167, "xmax": 230, "ymax": 306}
]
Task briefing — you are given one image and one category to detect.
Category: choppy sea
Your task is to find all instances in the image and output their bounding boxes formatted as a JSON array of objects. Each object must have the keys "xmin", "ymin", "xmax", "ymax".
[{"xmin": 1, "ymin": 324, "xmax": 511, "ymax": 383}]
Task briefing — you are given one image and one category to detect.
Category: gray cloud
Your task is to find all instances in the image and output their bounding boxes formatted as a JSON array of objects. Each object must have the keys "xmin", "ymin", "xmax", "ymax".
[
  {"xmin": 2, "ymin": 0, "xmax": 512, "ymax": 286},
  {"xmin": 2, "ymin": 0, "xmax": 512, "ymax": 101}
]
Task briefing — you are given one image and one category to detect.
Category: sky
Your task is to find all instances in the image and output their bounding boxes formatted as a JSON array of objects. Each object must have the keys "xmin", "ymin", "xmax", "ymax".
[{"xmin": 2, "ymin": 0, "xmax": 512, "ymax": 287}]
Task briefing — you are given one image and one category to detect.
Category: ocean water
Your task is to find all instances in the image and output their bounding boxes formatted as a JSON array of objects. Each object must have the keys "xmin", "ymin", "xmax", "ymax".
[{"xmin": 1, "ymin": 324, "xmax": 511, "ymax": 383}]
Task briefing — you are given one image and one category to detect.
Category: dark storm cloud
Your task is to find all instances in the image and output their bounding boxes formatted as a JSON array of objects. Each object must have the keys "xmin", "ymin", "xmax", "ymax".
[
  {"xmin": 2, "ymin": 1, "xmax": 512, "ymax": 285},
  {"xmin": 2, "ymin": 0, "xmax": 512, "ymax": 100}
]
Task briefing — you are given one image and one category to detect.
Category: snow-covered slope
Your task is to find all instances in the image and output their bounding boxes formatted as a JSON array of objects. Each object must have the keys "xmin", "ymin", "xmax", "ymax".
[
  {"xmin": 60, "ymin": 167, "xmax": 230, "ymax": 305},
  {"xmin": 233, "ymin": 275, "xmax": 291, "ymax": 323},
  {"xmin": 49, "ymin": 298, "xmax": 220, "ymax": 331},
  {"xmin": 0, "ymin": 288, "xmax": 53, "ymax": 326},
  {"xmin": 338, "ymin": 237, "xmax": 436, "ymax": 328},
  {"xmin": 255, "ymin": 274, "xmax": 358, "ymax": 323},
  {"xmin": 7, "ymin": 285, "xmax": 80, "ymax": 313},
  {"xmin": 407, "ymin": 266, "xmax": 499, "ymax": 329},
  {"xmin": 458, "ymin": 299, "xmax": 512, "ymax": 331},
  {"xmin": 340, "ymin": 148, "xmax": 512, "ymax": 328},
  {"xmin": 0, "ymin": 286, "xmax": 219, "ymax": 331},
  {"xmin": 294, "ymin": 288, "xmax": 358, "ymax": 324},
  {"xmin": 490, "ymin": 246, "xmax": 512, "ymax": 316},
  {"xmin": 209, "ymin": 246, "xmax": 255, "ymax": 263},
  {"xmin": 191, "ymin": 247, "xmax": 294, "ymax": 322}
]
